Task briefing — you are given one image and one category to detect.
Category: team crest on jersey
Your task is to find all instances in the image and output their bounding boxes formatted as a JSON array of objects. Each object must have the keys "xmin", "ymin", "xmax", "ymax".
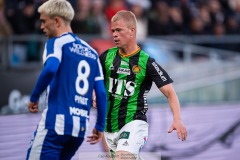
[
  {"xmin": 117, "ymin": 68, "xmax": 130, "ymax": 75},
  {"xmin": 132, "ymin": 65, "xmax": 141, "ymax": 74}
]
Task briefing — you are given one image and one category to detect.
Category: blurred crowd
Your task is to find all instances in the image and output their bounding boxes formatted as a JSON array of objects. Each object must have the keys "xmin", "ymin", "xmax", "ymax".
[{"xmin": 1, "ymin": 0, "xmax": 240, "ymax": 41}]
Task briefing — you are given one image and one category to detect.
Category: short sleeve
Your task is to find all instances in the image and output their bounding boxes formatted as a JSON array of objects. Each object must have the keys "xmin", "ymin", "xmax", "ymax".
[{"xmin": 146, "ymin": 57, "xmax": 173, "ymax": 88}]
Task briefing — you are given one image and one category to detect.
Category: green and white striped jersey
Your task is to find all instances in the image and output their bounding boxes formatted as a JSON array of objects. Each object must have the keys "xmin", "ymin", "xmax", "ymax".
[{"xmin": 100, "ymin": 47, "xmax": 173, "ymax": 132}]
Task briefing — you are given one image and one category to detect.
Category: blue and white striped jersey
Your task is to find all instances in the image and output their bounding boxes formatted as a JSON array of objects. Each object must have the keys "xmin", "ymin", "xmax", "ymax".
[{"xmin": 30, "ymin": 32, "xmax": 106, "ymax": 138}]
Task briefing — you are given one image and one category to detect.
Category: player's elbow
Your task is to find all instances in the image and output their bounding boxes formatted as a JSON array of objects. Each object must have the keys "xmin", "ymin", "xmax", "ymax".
[{"xmin": 44, "ymin": 58, "xmax": 59, "ymax": 76}]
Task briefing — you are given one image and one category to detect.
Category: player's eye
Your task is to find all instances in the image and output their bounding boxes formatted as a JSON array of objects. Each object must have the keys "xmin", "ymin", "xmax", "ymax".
[{"xmin": 40, "ymin": 19, "xmax": 45, "ymax": 23}]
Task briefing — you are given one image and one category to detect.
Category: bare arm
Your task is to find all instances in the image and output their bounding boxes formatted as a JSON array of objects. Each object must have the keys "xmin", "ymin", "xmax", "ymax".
[{"xmin": 160, "ymin": 83, "xmax": 187, "ymax": 141}]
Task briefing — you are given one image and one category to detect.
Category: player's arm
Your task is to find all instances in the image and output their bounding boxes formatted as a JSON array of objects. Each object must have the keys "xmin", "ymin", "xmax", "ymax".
[
  {"xmin": 94, "ymin": 80, "xmax": 107, "ymax": 132},
  {"xmin": 159, "ymin": 84, "xmax": 187, "ymax": 141},
  {"xmin": 28, "ymin": 57, "xmax": 60, "ymax": 112},
  {"xmin": 147, "ymin": 57, "xmax": 187, "ymax": 141},
  {"xmin": 87, "ymin": 80, "xmax": 107, "ymax": 144},
  {"xmin": 87, "ymin": 56, "xmax": 107, "ymax": 144},
  {"xmin": 91, "ymin": 50, "xmax": 108, "ymax": 108}
]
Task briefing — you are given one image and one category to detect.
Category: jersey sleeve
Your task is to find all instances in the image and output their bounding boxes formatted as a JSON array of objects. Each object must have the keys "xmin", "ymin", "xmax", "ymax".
[
  {"xmin": 43, "ymin": 37, "xmax": 69, "ymax": 64},
  {"xmin": 31, "ymin": 38, "xmax": 64, "ymax": 102},
  {"xmin": 94, "ymin": 57, "xmax": 104, "ymax": 81},
  {"xmin": 30, "ymin": 58, "xmax": 60, "ymax": 102},
  {"xmin": 94, "ymin": 80, "xmax": 107, "ymax": 132},
  {"xmin": 94, "ymin": 55, "xmax": 107, "ymax": 132},
  {"xmin": 146, "ymin": 57, "xmax": 173, "ymax": 88}
]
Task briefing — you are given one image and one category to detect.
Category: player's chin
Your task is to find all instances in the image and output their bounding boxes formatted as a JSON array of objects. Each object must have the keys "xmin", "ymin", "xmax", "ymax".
[{"xmin": 115, "ymin": 43, "xmax": 121, "ymax": 48}]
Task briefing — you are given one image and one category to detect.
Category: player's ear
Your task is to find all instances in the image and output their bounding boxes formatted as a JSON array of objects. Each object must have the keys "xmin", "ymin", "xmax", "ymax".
[
  {"xmin": 130, "ymin": 27, "xmax": 135, "ymax": 37},
  {"xmin": 54, "ymin": 16, "xmax": 61, "ymax": 28}
]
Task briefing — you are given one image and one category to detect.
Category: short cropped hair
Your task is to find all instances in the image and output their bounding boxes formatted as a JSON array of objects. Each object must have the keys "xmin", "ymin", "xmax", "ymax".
[
  {"xmin": 111, "ymin": 10, "xmax": 137, "ymax": 29},
  {"xmin": 38, "ymin": 0, "xmax": 74, "ymax": 23}
]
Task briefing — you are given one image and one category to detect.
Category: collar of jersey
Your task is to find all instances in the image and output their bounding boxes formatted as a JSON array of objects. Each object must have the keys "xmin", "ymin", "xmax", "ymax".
[
  {"xmin": 60, "ymin": 32, "xmax": 71, "ymax": 37},
  {"xmin": 118, "ymin": 46, "xmax": 140, "ymax": 58}
]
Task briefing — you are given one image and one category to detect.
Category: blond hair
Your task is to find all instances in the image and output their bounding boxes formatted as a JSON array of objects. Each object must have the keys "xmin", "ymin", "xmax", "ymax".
[
  {"xmin": 111, "ymin": 10, "xmax": 137, "ymax": 29},
  {"xmin": 38, "ymin": 0, "xmax": 74, "ymax": 23}
]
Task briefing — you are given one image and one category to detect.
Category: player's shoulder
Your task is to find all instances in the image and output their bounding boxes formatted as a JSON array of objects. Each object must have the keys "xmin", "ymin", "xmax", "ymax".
[
  {"xmin": 139, "ymin": 49, "xmax": 158, "ymax": 65},
  {"xmin": 46, "ymin": 33, "xmax": 75, "ymax": 47},
  {"xmin": 100, "ymin": 47, "xmax": 118, "ymax": 57},
  {"xmin": 139, "ymin": 49, "xmax": 150, "ymax": 57},
  {"xmin": 78, "ymin": 38, "xmax": 99, "ymax": 56}
]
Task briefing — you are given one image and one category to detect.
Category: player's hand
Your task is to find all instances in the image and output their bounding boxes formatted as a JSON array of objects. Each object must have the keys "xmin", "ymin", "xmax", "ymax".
[
  {"xmin": 168, "ymin": 119, "xmax": 187, "ymax": 141},
  {"xmin": 86, "ymin": 128, "xmax": 103, "ymax": 144},
  {"xmin": 28, "ymin": 101, "xmax": 39, "ymax": 113}
]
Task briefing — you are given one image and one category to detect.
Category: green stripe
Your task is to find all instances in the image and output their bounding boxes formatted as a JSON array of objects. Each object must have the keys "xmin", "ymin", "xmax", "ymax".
[
  {"xmin": 125, "ymin": 51, "xmax": 149, "ymax": 123},
  {"xmin": 117, "ymin": 56, "xmax": 130, "ymax": 129},
  {"xmin": 104, "ymin": 47, "xmax": 117, "ymax": 131}
]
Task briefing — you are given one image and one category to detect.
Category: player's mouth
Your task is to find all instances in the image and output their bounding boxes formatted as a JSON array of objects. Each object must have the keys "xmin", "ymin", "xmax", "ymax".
[{"xmin": 114, "ymin": 39, "xmax": 120, "ymax": 44}]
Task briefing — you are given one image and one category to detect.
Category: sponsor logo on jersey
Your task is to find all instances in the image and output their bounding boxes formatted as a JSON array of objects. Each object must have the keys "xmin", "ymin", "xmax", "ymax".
[
  {"xmin": 119, "ymin": 131, "xmax": 130, "ymax": 139},
  {"xmin": 132, "ymin": 65, "xmax": 141, "ymax": 74},
  {"xmin": 75, "ymin": 95, "xmax": 88, "ymax": 105},
  {"xmin": 151, "ymin": 62, "xmax": 167, "ymax": 81},
  {"xmin": 121, "ymin": 60, "xmax": 129, "ymax": 66},
  {"xmin": 117, "ymin": 68, "xmax": 131, "ymax": 75},
  {"xmin": 69, "ymin": 106, "xmax": 89, "ymax": 118},
  {"xmin": 69, "ymin": 43, "xmax": 96, "ymax": 60},
  {"xmin": 108, "ymin": 78, "xmax": 136, "ymax": 97}
]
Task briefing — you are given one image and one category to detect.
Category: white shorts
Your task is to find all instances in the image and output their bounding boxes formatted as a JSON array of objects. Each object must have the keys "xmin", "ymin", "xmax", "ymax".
[{"xmin": 104, "ymin": 120, "xmax": 148, "ymax": 158}]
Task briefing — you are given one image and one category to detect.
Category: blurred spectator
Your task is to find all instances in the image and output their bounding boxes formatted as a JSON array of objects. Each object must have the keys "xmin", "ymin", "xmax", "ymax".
[
  {"xmin": 2, "ymin": 0, "xmax": 240, "ymax": 37},
  {"xmin": 5, "ymin": 0, "xmax": 39, "ymax": 34},
  {"xmin": 0, "ymin": 0, "xmax": 12, "ymax": 36},
  {"xmin": 188, "ymin": 16, "xmax": 208, "ymax": 35},
  {"xmin": 104, "ymin": 0, "xmax": 128, "ymax": 22},
  {"xmin": 208, "ymin": 0, "xmax": 224, "ymax": 24},
  {"xmin": 89, "ymin": 0, "xmax": 110, "ymax": 37},
  {"xmin": 180, "ymin": 0, "xmax": 193, "ymax": 30},
  {"xmin": 212, "ymin": 21, "xmax": 225, "ymax": 36},
  {"xmin": 148, "ymin": 1, "xmax": 173, "ymax": 35},
  {"xmin": 225, "ymin": 14, "xmax": 240, "ymax": 34},
  {"xmin": 4, "ymin": 0, "xmax": 41, "ymax": 64},
  {"xmin": 71, "ymin": 0, "xmax": 108, "ymax": 35},
  {"xmin": 128, "ymin": 0, "xmax": 151, "ymax": 41},
  {"xmin": 169, "ymin": 6, "xmax": 184, "ymax": 34},
  {"xmin": 71, "ymin": 0, "xmax": 91, "ymax": 34},
  {"xmin": 228, "ymin": 0, "xmax": 240, "ymax": 13},
  {"xmin": 0, "ymin": 0, "xmax": 12, "ymax": 65}
]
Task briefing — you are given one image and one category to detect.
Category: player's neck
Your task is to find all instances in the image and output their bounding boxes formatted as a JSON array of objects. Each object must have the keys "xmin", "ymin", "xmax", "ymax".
[
  {"xmin": 119, "ymin": 42, "xmax": 139, "ymax": 54},
  {"xmin": 119, "ymin": 44, "xmax": 140, "ymax": 57},
  {"xmin": 56, "ymin": 26, "xmax": 72, "ymax": 37}
]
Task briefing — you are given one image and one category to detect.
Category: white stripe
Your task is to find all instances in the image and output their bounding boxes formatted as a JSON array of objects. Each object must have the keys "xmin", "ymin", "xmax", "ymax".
[
  {"xmin": 95, "ymin": 58, "xmax": 104, "ymax": 81},
  {"xmin": 38, "ymin": 107, "xmax": 48, "ymax": 130},
  {"xmin": 42, "ymin": 44, "xmax": 47, "ymax": 64},
  {"xmin": 44, "ymin": 54, "xmax": 59, "ymax": 63},
  {"xmin": 53, "ymin": 34, "xmax": 75, "ymax": 61},
  {"xmin": 28, "ymin": 128, "xmax": 48, "ymax": 160},
  {"xmin": 72, "ymin": 116, "xmax": 80, "ymax": 137},
  {"xmin": 45, "ymin": 34, "xmax": 75, "ymax": 63},
  {"xmin": 55, "ymin": 114, "xmax": 64, "ymax": 135},
  {"xmin": 84, "ymin": 118, "xmax": 89, "ymax": 138}
]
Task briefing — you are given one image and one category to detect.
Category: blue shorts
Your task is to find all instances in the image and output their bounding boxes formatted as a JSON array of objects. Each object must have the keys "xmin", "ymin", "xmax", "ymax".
[{"xmin": 26, "ymin": 128, "xmax": 84, "ymax": 160}]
